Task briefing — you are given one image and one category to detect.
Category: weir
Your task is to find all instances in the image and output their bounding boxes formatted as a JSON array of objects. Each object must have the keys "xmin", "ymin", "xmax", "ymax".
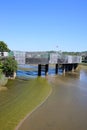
[{"xmin": 13, "ymin": 51, "xmax": 81, "ymax": 76}]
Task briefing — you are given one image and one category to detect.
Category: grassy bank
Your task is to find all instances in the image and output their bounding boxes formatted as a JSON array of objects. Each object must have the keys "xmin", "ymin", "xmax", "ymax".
[
  {"xmin": 0, "ymin": 78, "xmax": 52, "ymax": 130},
  {"xmin": 79, "ymin": 63, "xmax": 87, "ymax": 66},
  {"xmin": 78, "ymin": 63, "xmax": 87, "ymax": 70}
]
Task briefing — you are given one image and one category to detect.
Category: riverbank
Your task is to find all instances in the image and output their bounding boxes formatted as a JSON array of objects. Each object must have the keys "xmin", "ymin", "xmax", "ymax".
[
  {"xmin": 78, "ymin": 63, "xmax": 87, "ymax": 70},
  {"xmin": 0, "ymin": 77, "xmax": 52, "ymax": 130}
]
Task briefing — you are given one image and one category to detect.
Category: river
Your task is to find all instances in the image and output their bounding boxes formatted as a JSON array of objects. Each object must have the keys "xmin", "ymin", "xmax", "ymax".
[{"xmin": 18, "ymin": 68, "xmax": 87, "ymax": 130}]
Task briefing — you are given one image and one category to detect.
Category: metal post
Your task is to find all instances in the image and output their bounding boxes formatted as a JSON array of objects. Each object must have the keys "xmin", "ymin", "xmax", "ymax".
[
  {"xmin": 63, "ymin": 64, "xmax": 65, "ymax": 74},
  {"xmin": 55, "ymin": 64, "xmax": 58, "ymax": 74},
  {"xmin": 38, "ymin": 64, "xmax": 41, "ymax": 76},
  {"xmin": 45, "ymin": 64, "xmax": 49, "ymax": 76}
]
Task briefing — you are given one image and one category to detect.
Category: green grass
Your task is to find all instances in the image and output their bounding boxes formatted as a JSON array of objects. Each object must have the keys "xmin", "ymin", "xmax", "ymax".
[
  {"xmin": 78, "ymin": 63, "xmax": 87, "ymax": 70},
  {"xmin": 0, "ymin": 78, "xmax": 52, "ymax": 130},
  {"xmin": 79, "ymin": 63, "xmax": 87, "ymax": 66}
]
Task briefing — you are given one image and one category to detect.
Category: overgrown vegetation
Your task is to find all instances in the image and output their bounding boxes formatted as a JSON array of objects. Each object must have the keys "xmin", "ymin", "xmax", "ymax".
[
  {"xmin": 0, "ymin": 58, "xmax": 17, "ymax": 86},
  {"xmin": 0, "ymin": 41, "xmax": 17, "ymax": 86},
  {"xmin": 2, "ymin": 57, "xmax": 17, "ymax": 77},
  {"xmin": 0, "ymin": 41, "xmax": 10, "ymax": 56}
]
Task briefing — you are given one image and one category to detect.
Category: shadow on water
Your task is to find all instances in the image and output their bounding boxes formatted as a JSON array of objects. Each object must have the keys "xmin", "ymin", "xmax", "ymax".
[{"xmin": 17, "ymin": 64, "xmax": 63, "ymax": 78}]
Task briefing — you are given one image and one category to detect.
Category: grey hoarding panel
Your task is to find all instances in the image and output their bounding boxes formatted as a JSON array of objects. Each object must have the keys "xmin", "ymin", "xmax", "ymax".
[
  {"xmin": 49, "ymin": 53, "xmax": 58, "ymax": 64},
  {"xmin": 25, "ymin": 58, "xmax": 49, "ymax": 64}
]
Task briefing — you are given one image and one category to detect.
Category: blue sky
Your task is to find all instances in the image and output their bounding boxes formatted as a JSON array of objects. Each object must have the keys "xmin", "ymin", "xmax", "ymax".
[{"xmin": 0, "ymin": 0, "xmax": 87, "ymax": 52}]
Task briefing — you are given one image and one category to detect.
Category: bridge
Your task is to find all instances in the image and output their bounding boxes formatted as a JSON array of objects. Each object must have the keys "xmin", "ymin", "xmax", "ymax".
[{"xmin": 12, "ymin": 51, "xmax": 81, "ymax": 76}]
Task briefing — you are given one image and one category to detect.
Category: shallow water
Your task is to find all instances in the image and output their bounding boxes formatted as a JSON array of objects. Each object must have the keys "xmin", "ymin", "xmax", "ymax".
[
  {"xmin": 17, "ymin": 65, "xmax": 63, "ymax": 78},
  {"xmin": 18, "ymin": 68, "xmax": 87, "ymax": 130}
]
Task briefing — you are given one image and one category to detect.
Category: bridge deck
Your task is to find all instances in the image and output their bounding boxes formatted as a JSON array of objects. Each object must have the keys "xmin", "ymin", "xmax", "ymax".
[{"xmin": 13, "ymin": 51, "xmax": 81, "ymax": 65}]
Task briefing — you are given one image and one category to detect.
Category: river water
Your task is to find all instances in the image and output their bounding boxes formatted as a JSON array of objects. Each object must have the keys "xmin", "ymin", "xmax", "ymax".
[
  {"xmin": 18, "ymin": 68, "xmax": 87, "ymax": 130},
  {"xmin": 17, "ymin": 64, "xmax": 63, "ymax": 78}
]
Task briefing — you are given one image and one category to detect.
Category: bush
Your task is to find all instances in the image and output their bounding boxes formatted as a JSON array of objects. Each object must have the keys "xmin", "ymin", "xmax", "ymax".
[
  {"xmin": 2, "ymin": 57, "xmax": 17, "ymax": 77},
  {"xmin": 0, "ymin": 73, "xmax": 8, "ymax": 86}
]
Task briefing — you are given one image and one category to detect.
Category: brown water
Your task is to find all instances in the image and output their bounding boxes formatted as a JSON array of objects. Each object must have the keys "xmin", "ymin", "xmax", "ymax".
[{"xmin": 18, "ymin": 69, "xmax": 87, "ymax": 130}]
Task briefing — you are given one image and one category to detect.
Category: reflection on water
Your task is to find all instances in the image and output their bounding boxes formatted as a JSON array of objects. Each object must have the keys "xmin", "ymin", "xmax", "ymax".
[
  {"xmin": 80, "ymin": 69, "xmax": 87, "ymax": 83},
  {"xmin": 17, "ymin": 65, "xmax": 63, "ymax": 78},
  {"xmin": 18, "ymin": 68, "xmax": 87, "ymax": 130}
]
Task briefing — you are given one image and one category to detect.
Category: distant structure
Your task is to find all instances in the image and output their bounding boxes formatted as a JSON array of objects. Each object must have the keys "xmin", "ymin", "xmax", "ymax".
[
  {"xmin": 81, "ymin": 52, "xmax": 87, "ymax": 63},
  {"xmin": 12, "ymin": 51, "xmax": 81, "ymax": 76},
  {"xmin": 12, "ymin": 50, "xmax": 81, "ymax": 65},
  {"xmin": 0, "ymin": 51, "xmax": 82, "ymax": 76}
]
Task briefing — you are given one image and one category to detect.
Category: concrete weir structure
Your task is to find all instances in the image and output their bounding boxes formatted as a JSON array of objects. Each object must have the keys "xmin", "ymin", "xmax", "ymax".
[{"xmin": 13, "ymin": 51, "xmax": 81, "ymax": 76}]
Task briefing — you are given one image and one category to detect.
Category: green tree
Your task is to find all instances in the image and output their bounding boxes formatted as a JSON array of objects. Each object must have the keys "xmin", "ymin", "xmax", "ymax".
[
  {"xmin": 2, "ymin": 57, "xmax": 17, "ymax": 77},
  {"xmin": 0, "ymin": 41, "xmax": 10, "ymax": 56}
]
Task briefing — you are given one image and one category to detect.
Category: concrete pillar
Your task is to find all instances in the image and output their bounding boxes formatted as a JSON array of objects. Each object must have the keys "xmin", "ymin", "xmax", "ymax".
[
  {"xmin": 38, "ymin": 64, "xmax": 41, "ymax": 76},
  {"xmin": 13, "ymin": 72, "xmax": 16, "ymax": 79},
  {"xmin": 74, "ymin": 63, "xmax": 78, "ymax": 70},
  {"xmin": 55, "ymin": 64, "xmax": 58, "ymax": 74},
  {"xmin": 45, "ymin": 64, "xmax": 49, "ymax": 76},
  {"xmin": 72, "ymin": 64, "xmax": 74, "ymax": 72},
  {"xmin": 66, "ymin": 64, "xmax": 69, "ymax": 72},
  {"xmin": 68, "ymin": 64, "xmax": 72, "ymax": 71},
  {"xmin": 63, "ymin": 64, "xmax": 65, "ymax": 74}
]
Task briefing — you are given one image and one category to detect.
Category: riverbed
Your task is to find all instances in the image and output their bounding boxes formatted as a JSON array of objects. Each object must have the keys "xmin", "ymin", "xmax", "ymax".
[{"xmin": 18, "ymin": 68, "xmax": 87, "ymax": 130}]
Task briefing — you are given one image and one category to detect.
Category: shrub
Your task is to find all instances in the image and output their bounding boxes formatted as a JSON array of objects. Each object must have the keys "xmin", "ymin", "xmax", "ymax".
[
  {"xmin": 2, "ymin": 57, "xmax": 17, "ymax": 77},
  {"xmin": 0, "ymin": 73, "xmax": 8, "ymax": 86}
]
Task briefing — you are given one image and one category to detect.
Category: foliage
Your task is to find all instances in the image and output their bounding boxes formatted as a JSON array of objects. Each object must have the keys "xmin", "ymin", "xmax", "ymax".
[
  {"xmin": 0, "ymin": 41, "xmax": 10, "ymax": 56},
  {"xmin": 62, "ymin": 51, "xmax": 81, "ymax": 56},
  {"xmin": 2, "ymin": 57, "xmax": 18, "ymax": 76},
  {"xmin": 0, "ymin": 41, "xmax": 10, "ymax": 52}
]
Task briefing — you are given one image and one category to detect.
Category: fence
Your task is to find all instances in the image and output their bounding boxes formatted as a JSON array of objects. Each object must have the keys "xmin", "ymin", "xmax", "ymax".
[{"xmin": 12, "ymin": 51, "xmax": 81, "ymax": 64}]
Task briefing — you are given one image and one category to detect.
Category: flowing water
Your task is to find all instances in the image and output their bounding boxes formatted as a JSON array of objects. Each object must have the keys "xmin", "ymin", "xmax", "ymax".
[
  {"xmin": 18, "ymin": 68, "xmax": 87, "ymax": 130},
  {"xmin": 17, "ymin": 64, "xmax": 63, "ymax": 78}
]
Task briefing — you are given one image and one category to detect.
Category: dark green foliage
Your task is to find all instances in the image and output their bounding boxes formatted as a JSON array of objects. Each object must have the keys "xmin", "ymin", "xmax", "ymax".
[
  {"xmin": 0, "ymin": 41, "xmax": 10, "ymax": 56},
  {"xmin": 62, "ymin": 51, "xmax": 81, "ymax": 56},
  {"xmin": 0, "ymin": 41, "xmax": 17, "ymax": 77},
  {"xmin": 2, "ymin": 57, "xmax": 17, "ymax": 76}
]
